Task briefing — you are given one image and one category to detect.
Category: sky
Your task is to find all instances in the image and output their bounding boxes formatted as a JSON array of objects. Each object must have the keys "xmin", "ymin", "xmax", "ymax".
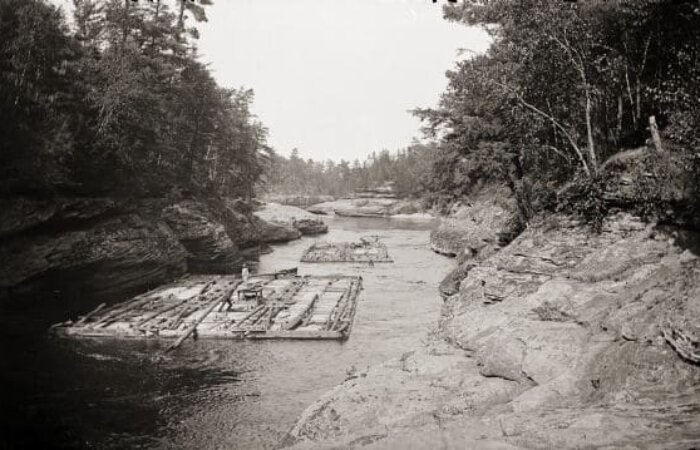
[
  {"xmin": 52, "ymin": 0, "xmax": 491, "ymax": 162},
  {"xmin": 195, "ymin": 0, "xmax": 491, "ymax": 161}
]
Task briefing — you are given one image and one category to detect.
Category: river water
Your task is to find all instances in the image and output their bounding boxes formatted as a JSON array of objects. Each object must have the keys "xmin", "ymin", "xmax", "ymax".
[{"xmin": 0, "ymin": 216, "xmax": 452, "ymax": 449}]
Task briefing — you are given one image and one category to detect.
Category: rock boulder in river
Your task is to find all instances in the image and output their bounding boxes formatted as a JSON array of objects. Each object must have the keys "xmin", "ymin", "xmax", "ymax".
[{"xmin": 285, "ymin": 212, "xmax": 700, "ymax": 449}]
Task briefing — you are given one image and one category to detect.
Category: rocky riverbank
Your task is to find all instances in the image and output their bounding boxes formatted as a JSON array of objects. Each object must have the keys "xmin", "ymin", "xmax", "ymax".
[
  {"xmin": 0, "ymin": 196, "xmax": 305, "ymax": 306},
  {"xmin": 284, "ymin": 209, "xmax": 700, "ymax": 449}
]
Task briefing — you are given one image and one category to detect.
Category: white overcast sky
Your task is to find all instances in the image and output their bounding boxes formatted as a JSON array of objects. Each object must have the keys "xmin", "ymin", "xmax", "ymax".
[{"xmin": 53, "ymin": 0, "xmax": 490, "ymax": 161}]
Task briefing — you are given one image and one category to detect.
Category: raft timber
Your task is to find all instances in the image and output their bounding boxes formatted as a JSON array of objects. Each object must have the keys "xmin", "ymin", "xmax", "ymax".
[{"xmin": 51, "ymin": 274, "xmax": 363, "ymax": 341}]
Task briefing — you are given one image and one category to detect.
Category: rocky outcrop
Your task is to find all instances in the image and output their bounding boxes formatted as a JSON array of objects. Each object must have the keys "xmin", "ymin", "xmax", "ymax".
[
  {"xmin": 430, "ymin": 201, "xmax": 520, "ymax": 258},
  {"xmin": 255, "ymin": 218, "xmax": 302, "ymax": 243},
  {"xmin": 0, "ymin": 203, "xmax": 187, "ymax": 303},
  {"xmin": 262, "ymin": 194, "xmax": 334, "ymax": 209},
  {"xmin": 255, "ymin": 203, "xmax": 328, "ymax": 235},
  {"xmin": 161, "ymin": 200, "xmax": 241, "ymax": 273},
  {"xmin": 285, "ymin": 213, "xmax": 700, "ymax": 450},
  {"xmin": 307, "ymin": 197, "xmax": 424, "ymax": 218},
  {"xmin": 432, "ymin": 198, "xmax": 521, "ymax": 298}
]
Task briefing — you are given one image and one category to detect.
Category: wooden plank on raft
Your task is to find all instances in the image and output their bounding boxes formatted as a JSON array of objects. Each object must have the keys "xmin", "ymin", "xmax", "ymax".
[
  {"xmin": 74, "ymin": 303, "xmax": 106, "ymax": 325},
  {"xmin": 164, "ymin": 281, "xmax": 240, "ymax": 352},
  {"xmin": 246, "ymin": 330, "xmax": 345, "ymax": 340},
  {"xmin": 137, "ymin": 280, "xmax": 217, "ymax": 329}
]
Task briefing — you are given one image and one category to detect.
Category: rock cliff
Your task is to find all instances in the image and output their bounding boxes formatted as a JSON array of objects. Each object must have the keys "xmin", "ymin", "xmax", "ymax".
[
  {"xmin": 0, "ymin": 196, "xmax": 303, "ymax": 306},
  {"xmin": 285, "ymin": 212, "xmax": 700, "ymax": 450},
  {"xmin": 0, "ymin": 198, "xmax": 187, "ymax": 304}
]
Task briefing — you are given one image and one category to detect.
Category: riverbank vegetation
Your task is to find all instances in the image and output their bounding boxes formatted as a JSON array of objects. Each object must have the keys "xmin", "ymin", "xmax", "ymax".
[
  {"xmin": 1, "ymin": 0, "xmax": 268, "ymax": 199},
  {"xmin": 264, "ymin": 144, "xmax": 437, "ymax": 198},
  {"xmin": 414, "ymin": 0, "xmax": 700, "ymax": 226}
]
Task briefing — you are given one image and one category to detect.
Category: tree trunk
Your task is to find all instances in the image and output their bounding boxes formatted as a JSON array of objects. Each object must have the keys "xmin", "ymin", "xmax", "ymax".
[
  {"xmin": 585, "ymin": 90, "xmax": 598, "ymax": 173},
  {"xmin": 649, "ymin": 115, "xmax": 664, "ymax": 153}
]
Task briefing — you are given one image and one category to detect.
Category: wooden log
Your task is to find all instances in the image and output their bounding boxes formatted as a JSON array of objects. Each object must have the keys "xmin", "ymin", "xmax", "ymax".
[
  {"xmin": 283, "ymin": 294, "xmax": 319, "ymax": 331},
  {"xmin": 90, "ymin": 295, "xmax": 163, "ymax": 329},
  {"xmin": 75, "ymin": 303, "xmax": 106, "ymax": 326},
  {"xmin": 164, "ymin": 283, "xmax": 239, "ymax": 352},
  {"xmin": 649, "ymin": 115, "xmax": 664, "ymax": 153},
  {"xmin": 332, "ymin": 279, "xmax": 361, "ymax": 333},
  {"xmin": 235, "ymin": 305, "xmax": 266, "ymax": 327},
  {"xmin": 246, "ymin": 330, "xmax": 344, "ymax": 340},
  {"xmin": 135, "ymin": 298, "xmax": 191, "ymax": 328},
  {"xmin": 138, "ymin": 280, "xmax": 218, "ymax": 329}
]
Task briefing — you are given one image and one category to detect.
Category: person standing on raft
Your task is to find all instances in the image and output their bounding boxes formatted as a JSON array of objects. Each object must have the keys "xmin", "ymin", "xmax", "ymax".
[{"xmin": 242, "ymin": 263, "xmax": 250, "ymax": 282}]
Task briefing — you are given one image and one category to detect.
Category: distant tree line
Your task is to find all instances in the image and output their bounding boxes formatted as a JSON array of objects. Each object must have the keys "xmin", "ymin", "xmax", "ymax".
[
  {"xmin": 414, "ymin": 0, "xmax": 700, "ymax": 222},
  {"xmin": 0, "ymin": 0, "xmax": 268, "ymax": 198},
  {"xmin": 263, "ymin": 143, "xmax": 437, "ymax": 198}
]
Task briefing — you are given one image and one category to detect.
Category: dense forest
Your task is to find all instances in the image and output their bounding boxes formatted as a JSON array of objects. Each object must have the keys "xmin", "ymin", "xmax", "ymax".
[
  {"xmin": 414, "ymin": 0, "xmax": 700, "ymax": 224},
  {"xmin": 264, "ymin": 144, "xmax": 437, "ymax": 198},
  {"xmin": 1, "ymin": 0, "xmax": 268, "ymax": 199}
]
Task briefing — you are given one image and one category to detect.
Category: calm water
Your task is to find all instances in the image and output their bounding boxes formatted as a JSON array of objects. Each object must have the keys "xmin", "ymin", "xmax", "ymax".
[{"xmin": 0, "ymin": 216, "xmax": 452, "ymax": 449}]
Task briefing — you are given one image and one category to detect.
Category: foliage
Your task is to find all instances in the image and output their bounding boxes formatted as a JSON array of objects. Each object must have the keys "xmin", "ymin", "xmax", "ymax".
[
  {"xmin": 0, "ymin": 0, "xmax": 268, "ymax": 199},
  {"xmin": 416, "ymin": 0, "xmax": 700, "ymax": 226},
  {"xmin": 264, "ymin": 143, "xmax": 438, "ymax": 198}
]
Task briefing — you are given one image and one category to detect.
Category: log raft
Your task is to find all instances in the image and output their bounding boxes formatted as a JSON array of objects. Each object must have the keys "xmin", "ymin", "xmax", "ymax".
[
  {"xmin": 52, "ymin": 273, "xmax": 363, "ymax": 341},
  {"xmin": 301, "ymin": 236, "xmax": 393, "ymax": 263}
]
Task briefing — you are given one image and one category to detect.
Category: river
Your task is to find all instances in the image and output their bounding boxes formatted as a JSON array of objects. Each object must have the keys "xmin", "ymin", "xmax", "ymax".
[{"xmin": 0, "ymin": 216, "xmax": 452, "ymax": 449}]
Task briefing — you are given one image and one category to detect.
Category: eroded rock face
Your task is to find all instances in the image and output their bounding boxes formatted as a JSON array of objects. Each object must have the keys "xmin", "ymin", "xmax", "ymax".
[
  {"xmin": 285, "ymin": 213, "xmax": 700, "ymax": 450},
  {"xmin": 0, "ymin": 210, "xmax": 187, "ymax": 303},
  {"xmin": 161, "ymin": 200, "xmax": 241, "ymax": 273}
]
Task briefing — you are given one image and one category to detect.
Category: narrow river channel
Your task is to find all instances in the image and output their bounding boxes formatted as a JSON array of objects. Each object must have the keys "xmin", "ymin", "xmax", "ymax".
[{"xmin": 1, "ymin": 216, "xmax": 453, "ymax": 449}]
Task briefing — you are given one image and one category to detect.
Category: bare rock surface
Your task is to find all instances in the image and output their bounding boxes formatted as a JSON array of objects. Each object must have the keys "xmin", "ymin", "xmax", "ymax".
[
  {"xmin": 255, "ymin": 203, "xmax": 328, "ymax": 235},
  {"xmin": 285, "ymin": 212, "xmax": 700, "ymax": 449}
]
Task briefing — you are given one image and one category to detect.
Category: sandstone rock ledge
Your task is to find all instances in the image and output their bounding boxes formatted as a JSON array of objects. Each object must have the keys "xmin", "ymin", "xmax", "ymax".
[{"xmin": 284, "ymin": 213, "xmax": 700, "ymax": 450}]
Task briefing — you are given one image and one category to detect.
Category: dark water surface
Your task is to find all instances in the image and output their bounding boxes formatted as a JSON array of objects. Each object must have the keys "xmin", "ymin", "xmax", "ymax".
[{"xmin": 0, "ymin": 216, "xmax": 452, "ymax": 449}]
